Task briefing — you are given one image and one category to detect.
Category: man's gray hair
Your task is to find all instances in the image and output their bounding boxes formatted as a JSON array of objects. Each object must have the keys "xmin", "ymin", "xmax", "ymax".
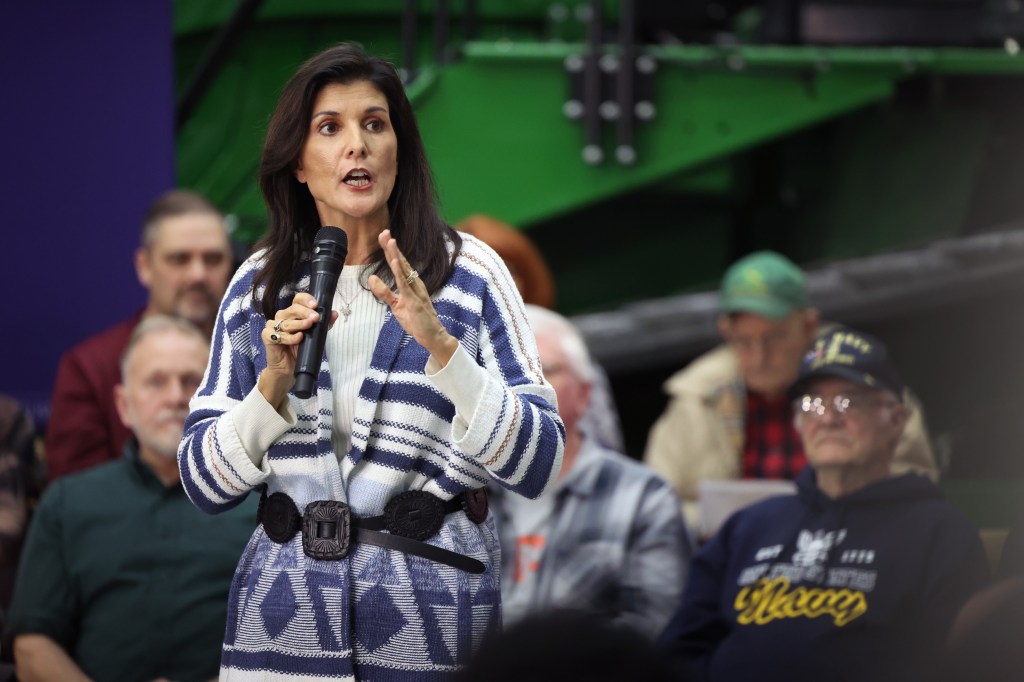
[
  {"xmin": 524, "ymin": 304, "xmax": 594, "ymax": 383},
  {"xmin": 120, "ymin": 315, "xmax": 210, "ymax": 378}
]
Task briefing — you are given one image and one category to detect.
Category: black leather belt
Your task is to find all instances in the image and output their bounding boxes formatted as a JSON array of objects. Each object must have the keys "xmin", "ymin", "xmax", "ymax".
[{"xmin": 257, "ymin": 488, "xmax": 489, "ymax": 574}]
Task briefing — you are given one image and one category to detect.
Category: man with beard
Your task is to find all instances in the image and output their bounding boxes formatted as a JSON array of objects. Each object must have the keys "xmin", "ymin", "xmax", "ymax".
[
  {"xmin": 46, "ymin": 189, "xmax": 232, "ymax": 481},
  {"xmin": 7, "ymin": 316, "xmax": 256, "ymax": 682}
]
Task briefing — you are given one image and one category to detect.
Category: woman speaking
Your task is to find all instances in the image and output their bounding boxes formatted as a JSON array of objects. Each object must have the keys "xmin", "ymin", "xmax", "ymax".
[{"xmin": 178, "ymin": 43, "xmax": 564, "ymax": 681}]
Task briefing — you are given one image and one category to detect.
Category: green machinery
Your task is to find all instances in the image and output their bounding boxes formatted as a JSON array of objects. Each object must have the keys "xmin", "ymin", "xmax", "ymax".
[{"xmin": 175, "ymin": 0, "xmax": 1024, "ymax": 314}]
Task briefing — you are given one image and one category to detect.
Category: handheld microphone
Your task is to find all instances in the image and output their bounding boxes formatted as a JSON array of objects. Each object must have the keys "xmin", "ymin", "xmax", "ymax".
[{"xmin": 293, "ymin": 226, "xmax": 348, "ymax": 399}]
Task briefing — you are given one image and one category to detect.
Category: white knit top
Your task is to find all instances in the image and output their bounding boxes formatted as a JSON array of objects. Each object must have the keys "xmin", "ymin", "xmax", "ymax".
[{"xmin": 327, "ymin": 264, "xmax": 386, "ymax": 462}]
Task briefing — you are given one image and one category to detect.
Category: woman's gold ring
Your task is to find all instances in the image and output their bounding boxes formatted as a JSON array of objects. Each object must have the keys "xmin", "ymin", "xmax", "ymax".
[
  {"xmin": 270, "ymin": 333, "xmax": 281, "ymax": 343},
  {"xmin": 273, "ymin": 319, "xmax": 284, "ymax": 333},
  {"xmin": 405, "ymin": 269, "xmax": 419, "ymax": 285}
]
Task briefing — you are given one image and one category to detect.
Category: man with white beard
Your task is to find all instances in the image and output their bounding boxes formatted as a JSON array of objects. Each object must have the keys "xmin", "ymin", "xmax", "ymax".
[{"xmin": 7, "ymin": 316, "xmax": 256, "ymax": 682}]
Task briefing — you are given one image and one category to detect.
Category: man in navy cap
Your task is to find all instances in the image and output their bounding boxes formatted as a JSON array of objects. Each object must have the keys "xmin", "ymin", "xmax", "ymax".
[
  {"xmin": 644, "ymin": 251, "xmax": 937, "ymax": 529},
  {"xmin": 659, "ymin": 327, "xmax": 989, "ymax": 682}
]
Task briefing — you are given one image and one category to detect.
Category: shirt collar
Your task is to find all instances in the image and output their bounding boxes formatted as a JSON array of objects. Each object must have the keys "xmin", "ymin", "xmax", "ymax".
[
  {"xmin": 122, "ymin": 438, "xmax": 182, "ymax": 494},
  {"xmin": 552, "ymin": 434, "xmax": 605, "ymax": 499}
]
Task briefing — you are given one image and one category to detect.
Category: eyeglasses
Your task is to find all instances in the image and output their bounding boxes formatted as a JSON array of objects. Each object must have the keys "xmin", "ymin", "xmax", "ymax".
[{"xmin": 795, "ymin": 393, "xmax": 896, "ymax": 418}]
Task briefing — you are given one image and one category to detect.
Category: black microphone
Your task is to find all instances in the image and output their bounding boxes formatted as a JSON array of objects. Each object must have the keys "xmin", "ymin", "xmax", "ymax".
[{"xmin": 293, "ymin": 226, "xmax": 348, "ymax": 399}]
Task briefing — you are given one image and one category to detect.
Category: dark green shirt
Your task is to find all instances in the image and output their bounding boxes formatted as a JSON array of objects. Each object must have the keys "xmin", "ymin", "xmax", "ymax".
[{"xmin": 6, "ymin": 442, "xmax": 257, "ymax": 682}]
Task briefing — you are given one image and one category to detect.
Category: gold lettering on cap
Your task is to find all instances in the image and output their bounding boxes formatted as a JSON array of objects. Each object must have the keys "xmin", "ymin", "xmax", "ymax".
[{"xmin": 811, "ymin": 335, "xmax": 853, "ymax": 369}]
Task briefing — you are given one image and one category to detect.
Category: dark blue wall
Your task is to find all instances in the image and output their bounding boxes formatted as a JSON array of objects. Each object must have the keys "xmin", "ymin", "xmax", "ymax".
[{"xmin": 0, "ymin": 1, "xmax": 176, "ymax": 425}]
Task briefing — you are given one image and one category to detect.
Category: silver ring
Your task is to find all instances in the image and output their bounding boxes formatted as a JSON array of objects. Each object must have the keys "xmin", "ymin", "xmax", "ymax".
[
  {"xmin": 270, "ymin": 333, "xmax": 281, "ymax": 343},
  {"xmin": 405, "ymin": 269, "xmax": 419, "ymax": 285},
  {"xmin": 273, "ymin": 319, "xmax": 284, "ymax": 333}
]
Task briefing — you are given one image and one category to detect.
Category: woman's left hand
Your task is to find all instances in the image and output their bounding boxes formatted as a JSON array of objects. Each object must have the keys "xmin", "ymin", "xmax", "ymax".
[{"xmin": 369, "ymin": 229, "xmax": 458, "ymax": 366}]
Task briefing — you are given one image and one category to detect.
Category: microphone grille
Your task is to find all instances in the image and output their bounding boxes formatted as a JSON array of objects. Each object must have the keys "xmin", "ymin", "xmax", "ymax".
[{"xmin": 314, "ymin": 226, "xmax": 347, "ymax": 248}]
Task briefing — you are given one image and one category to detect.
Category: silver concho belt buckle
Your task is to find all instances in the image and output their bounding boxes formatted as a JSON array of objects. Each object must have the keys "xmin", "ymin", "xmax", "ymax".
[{"xmin": 302, "ymin": 500, "xmax": 352, "ymax": 560}]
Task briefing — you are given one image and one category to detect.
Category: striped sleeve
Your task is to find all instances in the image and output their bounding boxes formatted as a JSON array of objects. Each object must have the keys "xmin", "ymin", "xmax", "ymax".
[
  {"xmin": 439, "ymin": 238, "xmax": 565, "ymax": 499},
  {"xmin": 177, "ymin": 256, "xmax": 275, "ymax": 514}
]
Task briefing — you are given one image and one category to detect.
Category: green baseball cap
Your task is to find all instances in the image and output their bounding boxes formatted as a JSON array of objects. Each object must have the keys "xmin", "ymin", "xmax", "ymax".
[{"xmin": 719, "ymin": 251, "xmax": 808, "ymax": 319}]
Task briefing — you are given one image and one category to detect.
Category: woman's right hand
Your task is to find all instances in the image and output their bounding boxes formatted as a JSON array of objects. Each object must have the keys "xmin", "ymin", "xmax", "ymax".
[{"xmin": 258, "ymin": 292, "xmax": 337, "ymax": 409}]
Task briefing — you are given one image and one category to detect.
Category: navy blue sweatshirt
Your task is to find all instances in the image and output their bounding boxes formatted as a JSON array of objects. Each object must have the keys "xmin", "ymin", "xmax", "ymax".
[{"xmin": 661, "ymin": 470, "xmax": 991, "ymax": 682}]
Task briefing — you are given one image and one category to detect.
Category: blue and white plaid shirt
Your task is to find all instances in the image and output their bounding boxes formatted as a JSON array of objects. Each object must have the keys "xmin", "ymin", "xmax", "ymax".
[{"xmin": 491, "ymin": 436, "xmax": 693, "ymax": 639}]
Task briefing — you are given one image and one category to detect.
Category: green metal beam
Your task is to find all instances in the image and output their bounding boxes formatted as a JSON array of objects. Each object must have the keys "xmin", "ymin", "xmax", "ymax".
[
  {"xmin": 174, "ymin": 19, "xmax": 1024, "ymax": 241},
  {"xmin": 464, "ymin": 41, "xmax": 1024, "ymax": 74},
  {"xmin": 418, "ymin": 43, "xmax": 899, "ymax": 227},
  {"xmin": 174, "ymin": 0, "xmax": 607, "ymax": 37}
]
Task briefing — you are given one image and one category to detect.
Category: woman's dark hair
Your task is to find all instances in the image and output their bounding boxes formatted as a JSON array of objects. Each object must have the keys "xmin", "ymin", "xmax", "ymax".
[{"xmin": 253, "ymin": 42, "xmax": 461, "ymax": 319}]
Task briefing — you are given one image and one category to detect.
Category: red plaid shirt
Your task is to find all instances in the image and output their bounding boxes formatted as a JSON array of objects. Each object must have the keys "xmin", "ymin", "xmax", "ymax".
[{"xmin": 741, "ymin": 390, "xmax": 806, "ymax": 480}]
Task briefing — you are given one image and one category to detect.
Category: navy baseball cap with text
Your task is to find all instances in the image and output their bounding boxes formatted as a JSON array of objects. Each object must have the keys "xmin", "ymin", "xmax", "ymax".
[{"xmin": 789, "ymin": 327, "xmax": 905, "ymax": 399}]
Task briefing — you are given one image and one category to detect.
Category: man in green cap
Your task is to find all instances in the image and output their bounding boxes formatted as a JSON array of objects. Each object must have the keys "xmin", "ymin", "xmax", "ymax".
[{"xmin": 643, "ymin": 251, "xmax": 937, "ymax": 530}]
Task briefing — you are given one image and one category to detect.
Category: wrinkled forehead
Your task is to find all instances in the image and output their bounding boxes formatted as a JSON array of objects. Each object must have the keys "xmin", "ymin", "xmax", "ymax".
[
  {"xmin": 150, "ymin": 212, "xmax": 229, "ymax": 252},
  {"xmin": 724, "ymin": 310, "xmax": 801, "ymax": 334},
  {"xmin": 124, "ymin": 330, "xmax": 209, "ymax": 379},
  {"xmin": 798, "ymin": 372, "xmax": 897, "ymax": 399},
  {"xmin": 800, "ymin": 375, "xmax": 875, "ymax": 397}
]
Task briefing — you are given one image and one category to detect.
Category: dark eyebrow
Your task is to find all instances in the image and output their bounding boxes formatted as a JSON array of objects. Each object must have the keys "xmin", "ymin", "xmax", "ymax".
[{"xmin": 311, "ymin": 105, "xmax": 388, "ymax": 119}]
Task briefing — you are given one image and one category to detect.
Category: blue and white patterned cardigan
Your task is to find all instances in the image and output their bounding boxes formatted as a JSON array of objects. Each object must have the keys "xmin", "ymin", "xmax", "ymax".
[{"xmin": 178, "ymin": 234, "xmax": 565, "ymax": 681}]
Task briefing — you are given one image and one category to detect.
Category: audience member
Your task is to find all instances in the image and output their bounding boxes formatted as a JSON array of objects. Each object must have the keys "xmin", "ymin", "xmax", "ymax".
[
  {"xmin": 456, "ymin": 609, "xmax": 679, "ymax": 682},
  {"xmin": 0, "ymin": 395, "xmax": 39, "ymax": 614},
  {"xmin": 659, "ymin": 327, "xmax": 990, "ymax": 682},
  {"xmin": 457, "ymin": 213, "xmax": 625, "ymax": 452},
  {"xmin": 941, "ymin": 576, "xmax": 1024, "ymax": 682},
  {"xmin": 7, "ymin": 316, "xmax": 256, "ymax": 682},
  {"xmin": 644, "ymin": 250, "xmax": 937, "ymax": 525},
  {"xmin": 490, "ymin": 305, "xmax": 691, "ymax": 640},
  {"xmin": 46, "ymin": 189, "xmax": 232, "ymax": 482}
]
